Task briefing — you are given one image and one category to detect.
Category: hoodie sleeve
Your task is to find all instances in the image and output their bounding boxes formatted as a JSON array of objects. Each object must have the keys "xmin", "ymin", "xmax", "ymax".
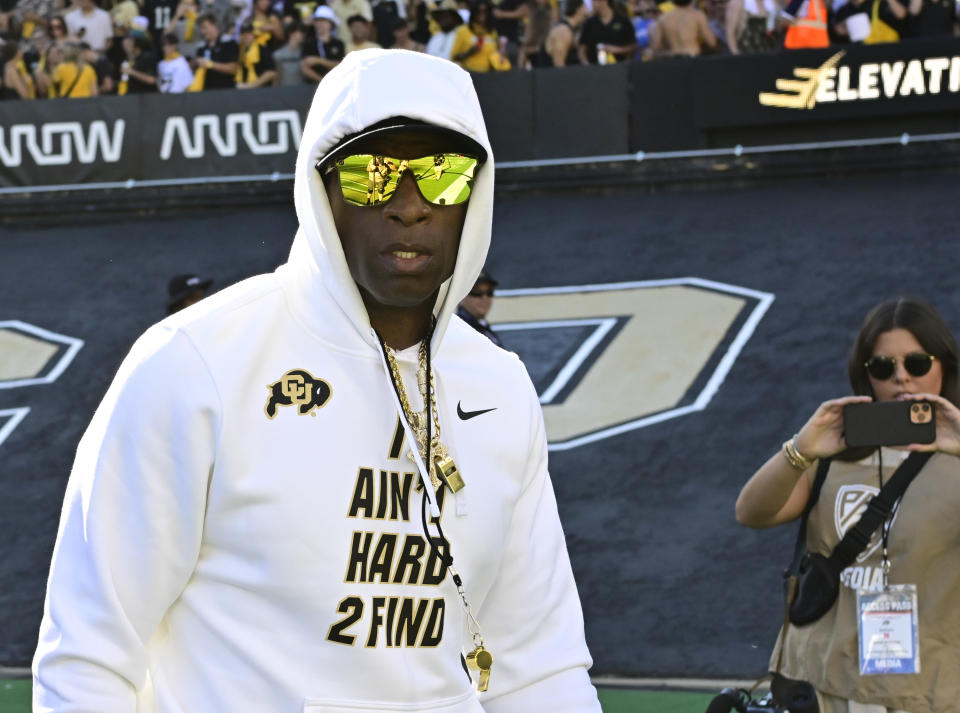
[
  {"xmin": 33, "ymin": 324, "xmax": 220, "ymax": 713},
  {"xmin": 477, "ymin": 375, "xmax": 602, "ymax": 713}
]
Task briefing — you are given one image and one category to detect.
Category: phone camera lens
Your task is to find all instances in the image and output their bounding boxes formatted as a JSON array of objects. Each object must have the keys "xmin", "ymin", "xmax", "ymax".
[{"xmin": 922, "ymin": 404, "xmax": 930, "ymax": 412}]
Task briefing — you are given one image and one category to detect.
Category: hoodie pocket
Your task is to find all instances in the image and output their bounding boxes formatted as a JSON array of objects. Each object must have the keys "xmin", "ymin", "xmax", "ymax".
[{"xmin": 302, "ymin": 690, "xmax": 479, "ymax": 713}]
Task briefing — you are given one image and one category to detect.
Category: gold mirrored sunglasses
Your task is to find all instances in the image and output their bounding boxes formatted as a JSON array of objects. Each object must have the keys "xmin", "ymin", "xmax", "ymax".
[{"xmin": 318, "ymin": 153, "xmax": 479, "ymax": 207}]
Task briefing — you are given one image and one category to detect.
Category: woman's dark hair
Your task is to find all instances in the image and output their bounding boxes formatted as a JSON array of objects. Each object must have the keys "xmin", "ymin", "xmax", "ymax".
[
  {"xmin": 847, "ymin": 297, "xmax": 960, "ymax": 406},
  {"xmin": 0, "ymin": 42, "xmax": 18, "ymax": 64},
  {"xmin": 470, "ymin": 0, "xmax": 492, "ymax": 30},
  {"xmin": 835, "ymin": 297, "xmax": 959, "ymax": 462}
]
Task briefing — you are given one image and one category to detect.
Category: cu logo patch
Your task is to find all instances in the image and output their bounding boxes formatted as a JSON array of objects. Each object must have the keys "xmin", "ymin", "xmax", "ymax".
[
  {"xmin": 0, "ymin": 321, "xmax": 84, "ymax": 449},
  {"xmin": 487, "ymin": 278, "xmax": 774, "ymax": 450},
  {"xmin": 265, "ymin": 369, "xmax": 332, "ymax": 419}
]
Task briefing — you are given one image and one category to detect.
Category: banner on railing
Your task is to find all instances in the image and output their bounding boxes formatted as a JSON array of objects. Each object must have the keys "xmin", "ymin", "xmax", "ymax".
[
  {"xmin": 2, "ymin": 38, "xmax": 958, "ymax": 189},
  {"xmin": 0, "ymin": 86, "xmax": 310, "ymax": 189}
]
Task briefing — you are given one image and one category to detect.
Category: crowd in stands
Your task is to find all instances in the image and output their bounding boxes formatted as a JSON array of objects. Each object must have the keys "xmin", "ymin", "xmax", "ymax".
[{"xmin": 0, "ymin": 0, "xmax": 957, "ymax": 99}]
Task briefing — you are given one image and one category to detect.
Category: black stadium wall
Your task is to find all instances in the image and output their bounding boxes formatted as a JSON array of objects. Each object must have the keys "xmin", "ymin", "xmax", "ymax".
[
  {"xmin": 5, "ymin": 43, "xmax": 960, "ymax": 680},
  {"xmin": 3, "ymin": 38, "xmax": 960, "ymax": 189}
]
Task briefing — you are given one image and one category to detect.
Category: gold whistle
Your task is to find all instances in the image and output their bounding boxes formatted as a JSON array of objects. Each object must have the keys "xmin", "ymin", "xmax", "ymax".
[
  {"xmin": 465, "ymin": 644, "xmax": 493, "ymax": 692},
  {"xmin": 433, "ymin": 452, "xmax": 465, "ymax": 493}
]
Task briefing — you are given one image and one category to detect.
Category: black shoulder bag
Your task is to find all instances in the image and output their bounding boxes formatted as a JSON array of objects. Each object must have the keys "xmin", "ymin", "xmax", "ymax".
[{"xmin": 784, "ymin": 450, "xmax": 932, "ymax": 626}]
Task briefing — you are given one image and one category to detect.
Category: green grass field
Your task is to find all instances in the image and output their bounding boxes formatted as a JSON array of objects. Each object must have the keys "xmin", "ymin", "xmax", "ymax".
[{"xmin": 1, "ymin": 678, "xmax": 714, "ymax": 713}]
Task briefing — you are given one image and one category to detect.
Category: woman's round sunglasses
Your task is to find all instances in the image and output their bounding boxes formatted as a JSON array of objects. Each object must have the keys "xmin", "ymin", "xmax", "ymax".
[{"xmin": 864, "ymin": 352, "xmax": 936, "ymax": 380}]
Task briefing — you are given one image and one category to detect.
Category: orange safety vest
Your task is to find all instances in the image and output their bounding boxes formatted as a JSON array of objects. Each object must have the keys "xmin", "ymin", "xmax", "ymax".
[{"xmin": 784, "ymin": 0, "xmax": 829, "ymax": 49}]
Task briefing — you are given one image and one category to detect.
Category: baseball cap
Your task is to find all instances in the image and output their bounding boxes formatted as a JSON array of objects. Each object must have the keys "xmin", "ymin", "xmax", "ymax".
[
  {"xmin": 167, "ymin": 273, "xmax": 213, "ymax": 307},
  {"xmin": 313, "ymin": 5, "xmax": 339, "ymax": 25},
  {"xmin": 474, "ymin": 269, "xmax": 498, "ymax": 287},
  {"xmin": 316, "ymin": 116, "xmax": 487, "ymax": 171},
  {"xmin": 130, "ymin": 14, "xmax": 149, "ymax": 37},
  {"xmin": 239, "ymin": 19, "xmax": 255, "ymax": 33}
]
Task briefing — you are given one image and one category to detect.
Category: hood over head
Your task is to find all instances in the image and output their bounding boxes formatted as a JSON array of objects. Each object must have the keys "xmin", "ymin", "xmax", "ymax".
[{"xmin": 290, "ymin": 49, "xmax": 494, "ymax": 353}]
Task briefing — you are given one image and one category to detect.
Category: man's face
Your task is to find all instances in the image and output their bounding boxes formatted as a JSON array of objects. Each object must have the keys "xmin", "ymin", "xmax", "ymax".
[
  {"xmin": 314, "ymin": 17, "xmax": 332, "ymax": 35},
  {"xmin": 325, "ymin": 129, "xmax": 471, "ymax": 315},
  {"xmin": 433, "ymin": 10, "xmax": 458, "ymax": 31},
  {"xmin": 460, "ymin": 280, "xmax": 494, "ymax": 320},
  {"xmin": 349, "ymin": 19, "xmax": 369, "ymax": 41},
  {"xmin": 199, "ymin": 19, "xmax": 218, "ymax": 41}
]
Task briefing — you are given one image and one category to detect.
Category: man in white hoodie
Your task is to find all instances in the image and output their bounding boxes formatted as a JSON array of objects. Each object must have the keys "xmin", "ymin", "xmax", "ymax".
[{"xmin": 33, "ymin": 49, "xmax": 602, "ymax": 713}]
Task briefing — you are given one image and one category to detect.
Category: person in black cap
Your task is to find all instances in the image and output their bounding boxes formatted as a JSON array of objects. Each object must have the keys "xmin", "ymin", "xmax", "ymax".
[
  {"xmin": 166, "ymin": 273, "xmax": 213, "ymax": 314},
  {"xmin": 457, "ymin": 268, "xmax": 503, "ymax": 347}
]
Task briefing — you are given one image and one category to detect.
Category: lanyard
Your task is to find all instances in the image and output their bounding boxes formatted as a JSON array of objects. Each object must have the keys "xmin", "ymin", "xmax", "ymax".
[{"xmin": 877, "ymin": 448, "xmax": 893, "ymax": 588}]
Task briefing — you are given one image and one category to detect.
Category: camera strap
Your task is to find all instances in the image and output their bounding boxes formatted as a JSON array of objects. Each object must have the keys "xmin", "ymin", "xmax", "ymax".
[
  {"xmin": 785, "ymin": 457, "xmax": 832, "ymax": 583},
  {"xmin": 785, "ymin": 451, "xmax": 931, "ymax": 580},
  {"xmin": 777, "ymin": 457, "xmax": 832, "ymax": 673},
  {"xmin": 828, "ymin": 450, "xmax": 931, "ymax": 570}
]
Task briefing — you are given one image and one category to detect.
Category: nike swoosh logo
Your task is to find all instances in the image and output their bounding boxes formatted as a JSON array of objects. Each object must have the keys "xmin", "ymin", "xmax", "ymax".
[{"xmin": 457, "ymin": 401, "xmax": 497, "ymax": 420}]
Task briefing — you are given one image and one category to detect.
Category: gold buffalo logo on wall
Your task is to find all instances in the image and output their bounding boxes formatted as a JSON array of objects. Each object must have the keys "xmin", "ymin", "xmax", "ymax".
[{"xmin": 488, "ymin": 279, "xmax": 773, "ymax": 450}]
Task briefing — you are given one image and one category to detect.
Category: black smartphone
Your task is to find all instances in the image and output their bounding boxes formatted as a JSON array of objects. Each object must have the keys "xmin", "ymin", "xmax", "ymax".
[{"xmin": 843, "ymin": 400, "xmax": 935, "ymax": 448}]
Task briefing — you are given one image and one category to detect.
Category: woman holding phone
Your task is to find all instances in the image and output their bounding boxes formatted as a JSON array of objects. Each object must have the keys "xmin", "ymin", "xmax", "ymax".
[{"xmin": 737, "ymin": 297, "xmax": 960, "ymax": 713}]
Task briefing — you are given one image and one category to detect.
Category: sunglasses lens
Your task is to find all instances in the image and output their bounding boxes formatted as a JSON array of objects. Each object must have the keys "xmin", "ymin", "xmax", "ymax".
[
  {"xmin": 330, "ymin": 154, "xmax": 478, "ymax": 207},
  {"xmin": 866, "ymin": 356, "xmax": 895, "ymax": 380},
  {"xmin": 408, "ymin": 154, "xmax": 477, "ymax": 206},
  {"xmin": 334, "ymin": 154, "xmax": 400, "ymax": 206},
  {"xmin": 904, "ymin": 353, "xmax": 933, "ymax": 377},
  {"xmin": 866, "ymin": 354, "xmax": 934, "ymax": 380}
]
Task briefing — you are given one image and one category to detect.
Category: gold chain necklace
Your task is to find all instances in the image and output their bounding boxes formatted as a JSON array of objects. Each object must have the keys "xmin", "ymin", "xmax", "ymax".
[
  {"xmin": 382, "ymin": 339, "xmax": 465, "ymax": 493},
  {"xmin": 379, "ymin": 334, "xmax": 487, "ymax": 690}
]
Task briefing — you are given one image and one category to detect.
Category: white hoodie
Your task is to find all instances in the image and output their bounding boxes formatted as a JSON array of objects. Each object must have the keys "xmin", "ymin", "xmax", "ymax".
[{"xmin": 33, "ymin": 50, "xmax": 601, "ymax": 713}]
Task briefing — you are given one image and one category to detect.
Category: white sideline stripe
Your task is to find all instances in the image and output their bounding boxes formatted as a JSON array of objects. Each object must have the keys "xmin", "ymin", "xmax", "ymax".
[
  {"xmin": 492, "ymin": 279, "xmax": 775, "ymax": 451},
  {"xmin": 0, "ymin": 667, "xmax": 763, "ymax": 691},
  {"xmin": 0, "ymin": 408, "xmax": 30, "ymax": 449},
  {"xmin": 0, "ymin": 665, "xmax": 30, "ymax": 678},
  {"xmin": 0, "ymin": 320, "xmax": 84, "ymax": 389},
  {"xmin": 591, "ymin": 675, "xmax": 769, "ymax": 692},
  {"xmin": 435, "ymin": 171, "xmax": 471, "ymax": 205},
  {"xmin": 0, "ymin": 667, "xmax": 761, "ymax": 690},
  {"xmin": 495, "ymin": 318, "xmax": 619, "ymax": 404}
]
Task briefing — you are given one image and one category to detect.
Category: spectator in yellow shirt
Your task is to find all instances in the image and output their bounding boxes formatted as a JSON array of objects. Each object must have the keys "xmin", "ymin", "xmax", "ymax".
[
  {"xmin": 51, "ymin": 42, "xmax": 99, "ymax": 97},
  {"xmin": 451, "ymin": 0, "xmax": 509, "ymax": 70}
]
